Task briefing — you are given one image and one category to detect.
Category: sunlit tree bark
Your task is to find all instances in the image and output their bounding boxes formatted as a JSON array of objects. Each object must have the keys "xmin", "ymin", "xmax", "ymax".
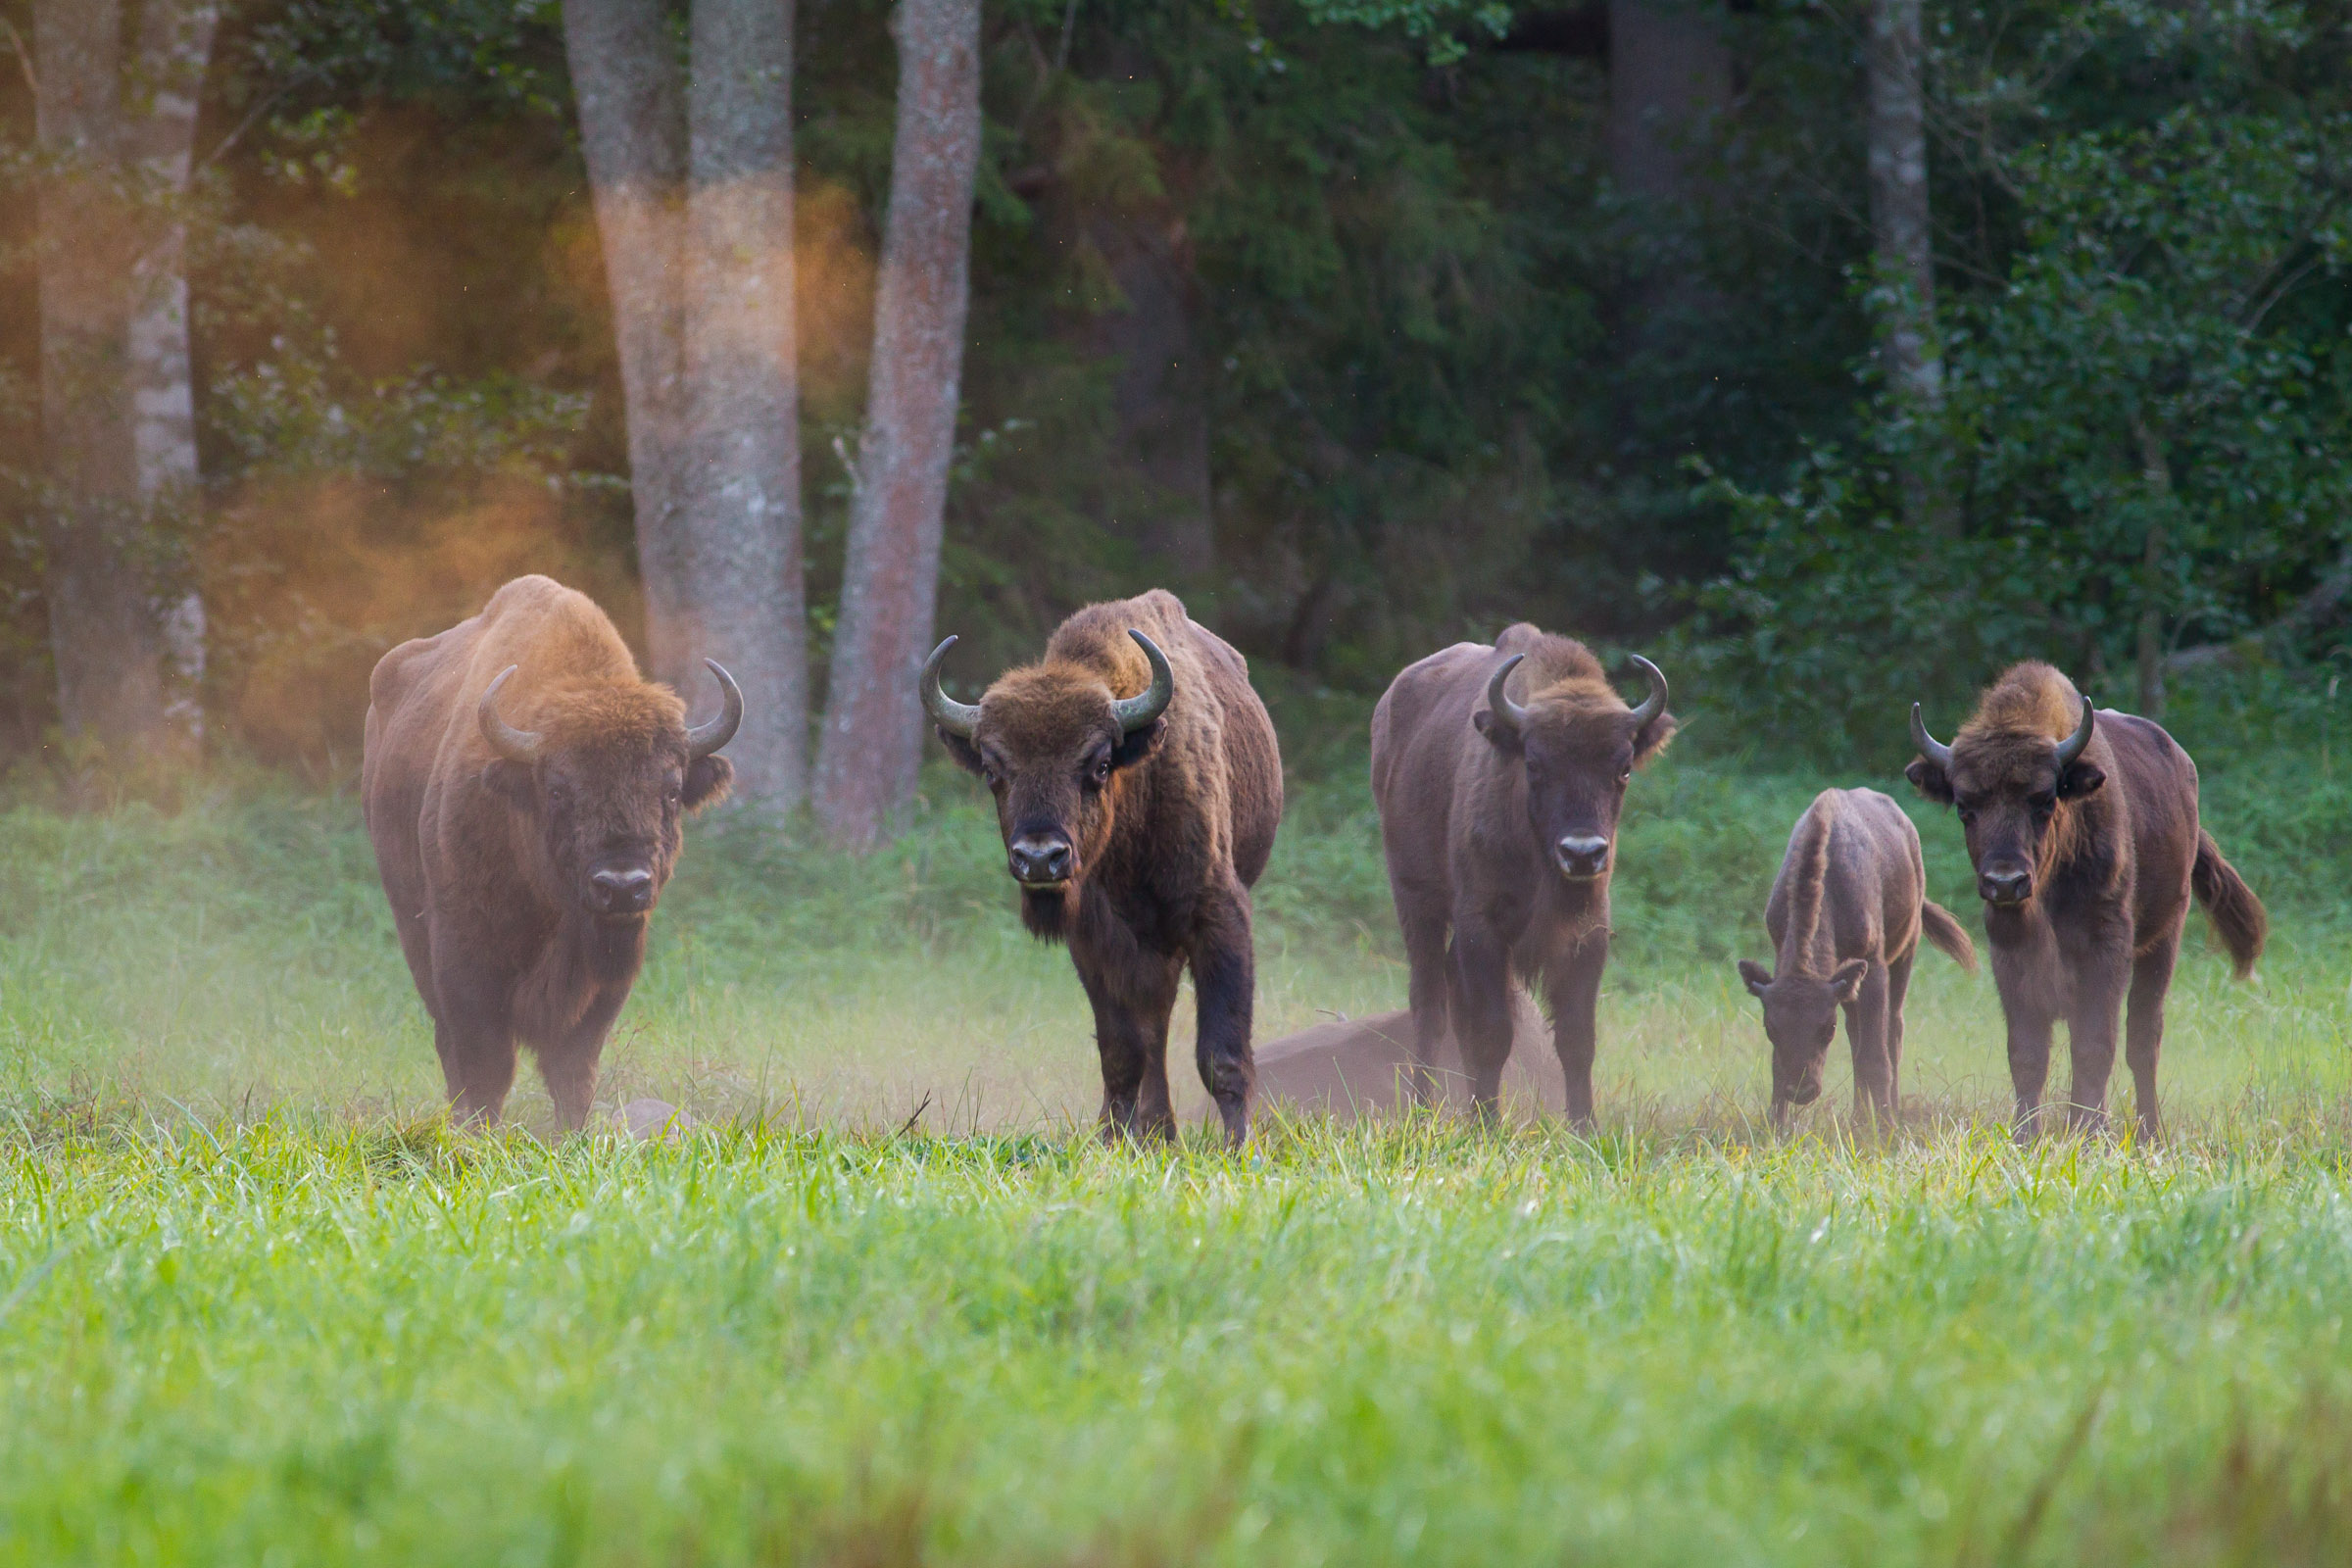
[
  {"xmin": 1864, "ymin": 0, "xmax": 1951, "ymax": 531},
  {"xmin": 812, "ymin": 0, "xmax": 984, "ymax": 848},
  {"xmin": 564, "ymin": 0, "xmax": 810, "ymax": 812}
]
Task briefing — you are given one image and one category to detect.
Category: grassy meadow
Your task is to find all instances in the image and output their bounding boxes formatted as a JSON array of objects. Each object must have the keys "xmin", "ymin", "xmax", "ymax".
[{"xmin": 6, "ymin": 682, "xmax": 2352, "ymax": 1563}]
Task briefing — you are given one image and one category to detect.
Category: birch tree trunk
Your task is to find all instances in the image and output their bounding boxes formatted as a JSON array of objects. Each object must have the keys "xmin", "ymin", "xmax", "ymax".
[
  {"xmin": 124, "ymin": 0, "xmax": 220, "ymax": 748},
  {"xmin": 565, "ymin": 0, "xmax": 811, "ymax": 813},
  {"xmin": 811, "ymin": 0, "xmax": 984, "ymax": 847},
  {"xmin": 563, "ymin": 0, "xmax": 695, "ymax": 689},
  {"xmin": 1863, "ymin": 0, "xmax": 1951, "ymax": 529},
  {"xmin": 35, "ymin": 0, "xmax": 167, "ymax": 755},
  {"xmin": 1863, "ymin": 0, "xmax": 1936, "ymax": 400},
  {"xmin": 680, "ymin": 0, "xmax": 809, "ymax": 811}
]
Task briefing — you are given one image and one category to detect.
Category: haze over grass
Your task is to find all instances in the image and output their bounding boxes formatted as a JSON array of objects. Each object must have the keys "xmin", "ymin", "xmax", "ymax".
[{"xmin": 5, "ymin": 686, "xmax": 2352, "ymax": 1563}]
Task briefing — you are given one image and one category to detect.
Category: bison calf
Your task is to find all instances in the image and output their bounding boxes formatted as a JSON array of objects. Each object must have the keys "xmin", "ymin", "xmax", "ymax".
[
  {"xmin": 363, "ymin": 575, "xmax": 740, "ymax": 1129},
  {"xmin": 1739, "ymin": 787, "xmax": 1976, "ymax": 1128},
  {"xmin": 1371, "ymin": 625, "xmax": 1676, "ymax": 1126},
  {"xmin": 924, "ymin": 590, "xmax": 1281, "ymax": 1145},
  {"xmin": 1907, "ymin": 662, "xmax": 2266, "ymax": 1139}
]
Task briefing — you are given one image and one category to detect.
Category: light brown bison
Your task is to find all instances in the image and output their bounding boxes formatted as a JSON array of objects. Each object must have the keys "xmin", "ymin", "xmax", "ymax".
[
  {"xmin": 363, "ymin": 575, "xmax": 740, "ymax": 1129},
  {"xmin": 1370, "ymin": 625, "xmax": 1677, "ymax": 1125},
  {"xmin": 1907, "ymin": 662, "xmax": 2266, "ymax": 1138},
  {"xmin": 924, "ymin": 589, "xmax": 1281, "ymax": 1145},
  {"xmin": 1738, "ymin": 787, "xmax": 1976, "ymax": 1127}
]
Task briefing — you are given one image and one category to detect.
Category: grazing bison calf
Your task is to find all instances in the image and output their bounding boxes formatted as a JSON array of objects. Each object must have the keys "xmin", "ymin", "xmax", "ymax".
[
  {"xmin": 363, "ymin": 575, "xmax": 740, "ymax": 1129},
  {"xmin": 924, "ymin": 590, "xmax": 1281, "ymax": 1145},
  {"xmin": 1738, "ymin": 788, "xmax": 1977, "ymax": 1128},
  {"xmin": 1371, "ymin": 625, "xmax": 1676, "ymax": 1125},
  {"xmin": 1907, "ymin": 662, "xmax": 2265, "ymax": 1138}
]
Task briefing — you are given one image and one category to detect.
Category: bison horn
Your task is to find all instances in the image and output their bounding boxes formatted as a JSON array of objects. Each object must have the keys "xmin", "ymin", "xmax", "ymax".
[
  {"xmin": 1909, "ymin": 703, "xmax": 1954, "ymax": 770},
  {"xmin": 477, "ymin": 665, "xmax": 544, "ymax": 763},
  {"xmin": 1485, "ymin": 654, "xmax": 1529, "ymax": 736},
  {"xmin": 2053, "ymin": 693, "xmax": 2095, "ymax": 767},
  {"xmin": 686, "ymin": 659, "xmax": 743, "ymax": 760},
  {"xmin": 922, "ymin": 636, "xmax": 983, "ymax": 739},
  {"xmin": 1111, "ymin": 630, "xmax": 1175, "ymax": 734},
  {"xmin": 1625, "ymin": 654, "xmax": 1667, "ymax": 728}
]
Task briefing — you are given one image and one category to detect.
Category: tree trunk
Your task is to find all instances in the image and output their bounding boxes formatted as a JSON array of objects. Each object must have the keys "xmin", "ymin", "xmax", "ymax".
[
  {"xmin": 680, "ymin": 0, "xmax": 809, "ymax": 811},
  {"xmin": 36, "ymin": 0, "xmax": 168, "ymax": 755},
  {"xmin": 1863, "ymin": 0, "xmax": 1951, "ymax": 531},
  {"xmin": 124, "ymin": 0, "xmax": 220, "ymax": 748},
  {"xmin": 1089, "ymin": 214, "xmax": 1212, "ymax": 578},
  {"xmin": 563, "ymin": 0, "xmax": 695, "ymax": 688},
  {"xmin": 1863, "ymin": 0, "xmax": 1935, "ymax": 400},
  {"xmin": 2134, "ymin": 421, "xmax": 2169, "ymax": 718},
  {"xmin": 1606, "ymin": 0, "xmax": 1730, "ymax": 203},
  {"xmin": 811, "ymin": 0, "xmax": 984, "ymax": 848}
]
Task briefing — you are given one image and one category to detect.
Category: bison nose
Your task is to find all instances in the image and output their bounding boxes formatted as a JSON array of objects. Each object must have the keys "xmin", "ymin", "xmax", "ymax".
[
  {"xmin": 1979, "ymin": 867, "xmax": 2033, "ymax": 906},
  {"xmin": 591, "ymin": 866, "xmax": 655, "ymax": 914},
  {"xmin": 1007, "ymin": 834, "xmax": 1073, "ymax": 887},
  {"xmin": 1554, "ymin": 835, "xmax": 1610, "ymax": 880},
  {"xmin": 1789, "ymin": 1080, "xmax": 1822, "ymax": 1107}
]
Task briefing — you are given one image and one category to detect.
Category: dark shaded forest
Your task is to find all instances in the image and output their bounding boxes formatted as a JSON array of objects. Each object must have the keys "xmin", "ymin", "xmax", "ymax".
[{"xmin": 6, "ymin": 0, "xmax": 2352, "ymax": 797}]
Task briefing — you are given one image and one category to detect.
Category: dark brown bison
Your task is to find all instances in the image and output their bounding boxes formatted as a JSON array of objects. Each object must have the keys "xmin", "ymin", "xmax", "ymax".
[
  {"xmin": 363, "ymin": 575, "xmax": 740, "ymax": 1129},
  {"xmin": 1738, "ymin": 787, "xmax": 1977, "ymax": 1128},
  {"xmin": 1906, "ymin": 662, "xmax": 2266, "ymax": 1138},
  {"xmin": 923, "ymin": 589, "xmax": 1281, "ymax": 1145},
  {"xmin": 1370, "ymin": 625, "xmax": 1677, "ymax": 1125}
]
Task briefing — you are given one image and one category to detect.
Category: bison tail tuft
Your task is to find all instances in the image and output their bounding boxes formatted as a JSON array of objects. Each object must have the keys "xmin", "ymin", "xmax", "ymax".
[
  {"xmin": 2192, "ymin": 829, "xmax": 2268, "ymax": 980},
  {"xmin": 1919, "ymin": 901, "xmax": 1979, "ymax": 973}
]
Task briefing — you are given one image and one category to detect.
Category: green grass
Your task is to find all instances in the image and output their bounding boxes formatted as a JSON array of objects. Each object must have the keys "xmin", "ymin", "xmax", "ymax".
[{"xmin": 5, "ymin": 731, "xmax": 2352, "ymax": 1562}]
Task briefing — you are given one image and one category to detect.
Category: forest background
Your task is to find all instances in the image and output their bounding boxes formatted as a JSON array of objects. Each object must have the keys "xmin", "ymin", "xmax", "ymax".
[{"xmin": 5, "ymin": 0, "xmax": 2352, "ymax": 818}]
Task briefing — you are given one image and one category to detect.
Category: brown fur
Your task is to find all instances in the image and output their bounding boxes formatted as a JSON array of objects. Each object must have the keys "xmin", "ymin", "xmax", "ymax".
[
  {"xmin": 1907, "ymin": 662, "xmax": 2266, "ymax": 1139},
  {"xmin": 1370, "ymin": 625, "xmax": 1678, "ymax": 1125},
  {"xmin": 939, "ymin": 590, "xmax": 1282, "ymax": 1145},
  {"xmin": 362, "ymin": 575, "xmax": 733, "ymax": 1129},
  {"xmin": 1737, "ymin": 788, "xmax": 1976, "ymax": 1126}
]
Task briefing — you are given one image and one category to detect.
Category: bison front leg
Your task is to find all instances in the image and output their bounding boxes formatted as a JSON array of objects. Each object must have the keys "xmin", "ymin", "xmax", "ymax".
[
  {"xmin": 538, "ymin": 985, "xmax": 630, "ymax": 1134},
  {"xmin": 2062, "ymin": 944, "xmax": 2132, "ymax": 1136},
  {"xmin": 1544, "ymin": 934, "xmax": 1606, "ymax": 1132},
  {"xmin": 1449, "ymin": 922, "xmax": 1516, "ymax": 1120},
  {"xmin": 1191, "ymin": 882, "xmax": 1258, "ymax": 1148},
  {"xmin": 431, "ymin": 964, "xmax": 519, "ymax": 1127},
  {"xmin": 1396, "ymin": 901, "xmax": 1453, "ymax": 1105},
  {"xmin": 1073, "ymin": 912, "xmax": 1183, "ymax": 1144}
]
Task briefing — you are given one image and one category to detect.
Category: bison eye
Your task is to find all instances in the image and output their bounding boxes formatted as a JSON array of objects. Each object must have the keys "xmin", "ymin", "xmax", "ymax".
[
  {"xmin": 547, "ymin": 782, "xmax": 568, "ymax": 806},
  {"xmin": 1084, "ymin": 755, "xmax": 1111, "ymax": 789},
  {"xmin": 1618, "ymin": 770, "xmax": 1632, "ymax": 786}
]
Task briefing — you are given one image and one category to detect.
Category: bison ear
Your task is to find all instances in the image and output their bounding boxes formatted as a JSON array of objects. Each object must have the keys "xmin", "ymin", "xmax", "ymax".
[
  {"xmin": 481, "ymin": 759, "xmax": 536, "ymax": 808},
  {"xmin": 1830, "ymin": 958, "xmax": 1870, "ymax": 1004},
  {"xmin": 1472, "ymin": 708, "xmax": 1524, "ymax": 756},
  {"xmin": 1904, "ymin": 757, "xmax": 1954, "ymax": 804},
  {"xmin": 1110, "ymin": 715, "xmax": 1166, "ymax": 771},
  {"xmin": 2058, "ymin": 760, "xmax": 2106, "ymax": 801},
  {"xmin": 1633, "ymin": 710, "xmax": 1679, "ymax": 767},
  {"xmin": 1737, "ymin": 959, "xmax": 1774, "ymax": 998},
  {"xmin": 683, "ymin": 754, "xmax": 734, "ymax": 811},
  {"xmin": 939, "ymin": 729, "xmax": 986, "ymax": 776}
]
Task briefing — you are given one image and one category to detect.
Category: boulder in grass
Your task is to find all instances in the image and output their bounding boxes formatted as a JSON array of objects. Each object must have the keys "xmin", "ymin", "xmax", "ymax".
[
  {"xmin": 1253, "ymin": 991, "xmax": 1558, "ymax": 1119},
  {"xmin": 620, "ymin": 1098, "xmax": 694, "ymax": 1144}
]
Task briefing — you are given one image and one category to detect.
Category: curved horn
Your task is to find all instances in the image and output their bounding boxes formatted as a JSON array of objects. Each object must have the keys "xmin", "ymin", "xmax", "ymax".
[
  {"xmin": 921, "ymin": 636, "xmax": 982, "ymax": 739},
  {"xmin": 2053, "ymin": 694, "xmax": 2095, "ymax": 767},
  {"xmin": 1625, "ymin": 654, "xmax": 1667, "ymax": 727},
  {"xmin": 477, "ymin": 665, "xmax": 543, "ymax": 763},
  {"xmin": 1111, "ymin": 630, "xmax": 1175, "ymax": 735},
  {"xmin": 686, "ymin": 658, "xmax": 743, "ymax": 760},
  {"xmin": 1485, "ymin": 653, "xmax": 1529, "ymax": 736},
  {"xmin": 1909, "ymin": 703, "xmax": 1954, "ymax": 770}
]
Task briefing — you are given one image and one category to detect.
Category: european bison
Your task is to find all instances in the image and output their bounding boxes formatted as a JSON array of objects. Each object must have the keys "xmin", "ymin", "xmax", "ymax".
[
  {"xmin": 924, "ymin": 589, "xmax": 1282, "ymax": 1145},
  {"xmin": 1907, "ymin": 662, "xmax": 2266, "ymax": 1138},
  {"xmin": 363, "ymin": 575, "xmax": 740, "ymax": 1129},
  {"xmin": 1371, "ymin": 625, "xmax": 1677, "ymax": 1125},
  {"xmin": 1738, "ymin": 787, "xmax": 1976, "ymax": 1128}
]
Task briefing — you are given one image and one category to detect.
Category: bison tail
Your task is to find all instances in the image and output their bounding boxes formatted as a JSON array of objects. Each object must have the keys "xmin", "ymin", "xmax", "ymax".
[
  {"xmin": 2192, "ymin": 829, "xmax": 2268, "ymax": 980},
  {"xmin": 1919, "ymin": 900, "xmax": 1979, "ymax": 974}
]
